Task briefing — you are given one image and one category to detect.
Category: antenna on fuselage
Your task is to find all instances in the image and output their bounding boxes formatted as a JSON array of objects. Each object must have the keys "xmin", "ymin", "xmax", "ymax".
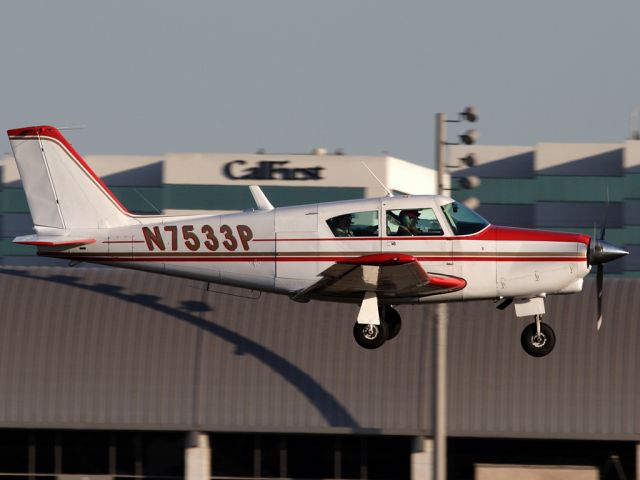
[
  {"xmin": 361, "ymin": 162, "xmax": 394, "ymax": 197},
  {"xmin": 249, "ymin": 185, "xmax": 274, "ymax": 210}
]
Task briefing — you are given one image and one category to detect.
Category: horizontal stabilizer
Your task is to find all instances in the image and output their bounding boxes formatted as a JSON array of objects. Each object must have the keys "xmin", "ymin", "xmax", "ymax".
[{"xmin": 13, "ymin": 234, "xmax": 96, "ymax": 246}]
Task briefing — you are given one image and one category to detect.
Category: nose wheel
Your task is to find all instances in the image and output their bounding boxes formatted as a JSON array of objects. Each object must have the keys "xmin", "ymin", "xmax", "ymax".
[{"xmin": 520, "ymin": 315, "xmax": 556, "ymax": 357}]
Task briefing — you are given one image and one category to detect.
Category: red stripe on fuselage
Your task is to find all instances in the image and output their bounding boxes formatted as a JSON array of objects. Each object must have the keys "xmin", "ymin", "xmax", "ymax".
[
  {"xmin": 253, "ymin": 225, "xmax": 591, "ymax": 244},
  {"xmin": 338, "ymin": 253, "xmax": 416, "ymax": 266},
  {"xmin": 40, "ymin": 255, "xmax": 586, "ymax": 263},
  {"xmin": 482, "ymin": 226, "xmax": 590, "ymax": 245}
]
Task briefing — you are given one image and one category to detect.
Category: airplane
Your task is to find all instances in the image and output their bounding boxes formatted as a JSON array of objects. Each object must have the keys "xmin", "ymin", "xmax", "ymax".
[{"xmin": 6, "ymin": 125, "xmax": 629, "ymax": 357}]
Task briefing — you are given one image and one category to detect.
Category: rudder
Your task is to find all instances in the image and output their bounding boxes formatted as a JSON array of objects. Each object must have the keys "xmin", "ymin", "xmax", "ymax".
[{"xmin": 7, "ymin": 126, "xmax": 139, "ymax": 230}]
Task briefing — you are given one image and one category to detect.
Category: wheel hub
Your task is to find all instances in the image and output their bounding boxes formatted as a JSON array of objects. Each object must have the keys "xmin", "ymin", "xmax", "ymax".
[
  {"xmin": 363, "ymin": 325, "xmax": 379, "ymax": 340},
  {"xmin": 531, "ymin": 332, "xmax": 547, "ymax": 348}
]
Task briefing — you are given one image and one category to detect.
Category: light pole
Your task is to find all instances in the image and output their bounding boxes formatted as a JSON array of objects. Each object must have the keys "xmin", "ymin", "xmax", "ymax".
[
  {"xmin": 434, "ymin": 113, "xmax": 448, "ymax": 480},
  {"xmin": 630, "ymin": 107, "xmax": 640, "ymax": 140},
  {"xmin": 433, "ymin": 108, "xmax": 479, "ymax": 480}
]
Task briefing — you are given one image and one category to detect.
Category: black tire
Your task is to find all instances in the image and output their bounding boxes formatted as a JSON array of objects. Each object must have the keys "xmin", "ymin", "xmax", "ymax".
[
  {"xmin": 353, "ymin": 321, "xmax": 389, "ymax": 349},
  {"xmin": 383, "ymin": 306, "xmax": 402, "ymax": 340},
  {"xmin": 520, "ymin": 322, "xmax": 556, "ymax": 357}
]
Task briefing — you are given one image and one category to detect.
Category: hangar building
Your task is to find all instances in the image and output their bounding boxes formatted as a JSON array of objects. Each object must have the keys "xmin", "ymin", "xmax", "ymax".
[
  {"xmin": 0, "ymin": 138, "xmax": 638, "ymax": 479},
  {"xmin": 450, "ymin": 140, "xmax": 640, "ymax": 275},
  {"xmin": 0, "ymin": 268, "xmax": 636, "ymax": 479}
]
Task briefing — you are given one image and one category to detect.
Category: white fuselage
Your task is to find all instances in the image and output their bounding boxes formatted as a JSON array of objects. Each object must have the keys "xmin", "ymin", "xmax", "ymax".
[{"xmin": 39, "ymin": 195, "xmax": 591, "ymax": 304}]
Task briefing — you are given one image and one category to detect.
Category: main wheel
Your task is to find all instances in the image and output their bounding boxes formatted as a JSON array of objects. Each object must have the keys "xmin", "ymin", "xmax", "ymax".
[
  {"xmin": 353, "ymin": 321, "xmax": 389, "ymax": 349},
  {"xmin": 520, "ymin": 322, "xmax": 556, "ymax": 357},
  {"xmin": 383, "ymin": 306, "xmax": 402, "ymax": 340}
]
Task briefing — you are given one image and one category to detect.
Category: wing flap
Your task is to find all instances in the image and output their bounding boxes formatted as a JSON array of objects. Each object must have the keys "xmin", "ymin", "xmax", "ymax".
[{"xmin": 293, "ymin": 254, "xmax": 466, "ymax": 302}]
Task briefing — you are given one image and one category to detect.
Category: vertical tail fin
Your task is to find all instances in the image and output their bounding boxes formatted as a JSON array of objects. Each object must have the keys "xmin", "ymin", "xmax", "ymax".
[{"xmin": 7, "ymin": 126, "xmax": 139, "ymax": 230}]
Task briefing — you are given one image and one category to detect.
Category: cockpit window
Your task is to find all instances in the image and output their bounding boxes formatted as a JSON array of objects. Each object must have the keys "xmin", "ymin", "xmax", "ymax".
[
  {"xmin": 440, "ymin": 201, "xmax": 489, "ymax": 235},
  {"xmin": 327, "ymin": 210, "xmax": 379, "ymax": 237},
  {"xmin": 386, "ymin": 208, "xmax": 444, "ymax": 236}
]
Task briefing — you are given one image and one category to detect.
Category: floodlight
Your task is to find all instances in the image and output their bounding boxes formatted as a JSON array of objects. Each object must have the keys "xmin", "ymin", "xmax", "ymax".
[
  {"xmin": 459, "ymin": 153, "xmax": 476, "ymax": 167},
  {"xmin": 460, "ymin": 106, "xmax": 478, "ymax": 122},
  {"xmin": 459, "ymin": 175, "xmax": 481, "ymax": 189},
  {"xmin": 459, "ymin": 129, "xmax": 479, "ymax": 145}
]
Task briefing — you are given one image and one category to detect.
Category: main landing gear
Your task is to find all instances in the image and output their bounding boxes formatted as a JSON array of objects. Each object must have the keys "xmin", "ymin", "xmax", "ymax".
[
  {"xmin": 520, "ymin": 314, "xmax": 556, "ymax": 357},
  {"xmin": 353, "ymin": 305, "xmax": 402, "ymax": 349}
]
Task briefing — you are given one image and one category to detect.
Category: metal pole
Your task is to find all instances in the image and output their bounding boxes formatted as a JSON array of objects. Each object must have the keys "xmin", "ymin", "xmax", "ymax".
[
  {"xmin": 434, "ymin": 113, "xmax": 447, "ymax": 480},
  {"xmin": 435, "ymin": 303, "xmax": 448, "ymax": 480},
  {"xmin": 436, "ymin": 113, "xmax": 446, "ymax": 196},
  {"xmin": 631, "ymin": 107, "xmax": 640, "ymax": 140}
]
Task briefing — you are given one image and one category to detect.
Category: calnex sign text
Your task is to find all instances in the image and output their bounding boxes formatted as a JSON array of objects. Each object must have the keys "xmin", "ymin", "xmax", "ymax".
[{"xmin": 223, "ymin": 160, "xmax": 324, "ymax": 181}]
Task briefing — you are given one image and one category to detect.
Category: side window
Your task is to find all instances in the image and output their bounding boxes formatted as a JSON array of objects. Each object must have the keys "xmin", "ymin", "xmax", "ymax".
[
  {"xmin": 326, "ymin": 210, "xmax": 379, "ymax": 237},
  {"xmin": 386, "ymin": 208, "xmax": 444, "ymax": 236}
]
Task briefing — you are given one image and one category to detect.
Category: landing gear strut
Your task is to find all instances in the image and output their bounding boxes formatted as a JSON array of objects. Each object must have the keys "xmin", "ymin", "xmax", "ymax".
[
  {"xmin": 353, "ymin": 305, "xmax": 402, "ymax": 349},
  {"xmin": 520, "ymin": 314, "xmax": 556, "ymax": 357}
]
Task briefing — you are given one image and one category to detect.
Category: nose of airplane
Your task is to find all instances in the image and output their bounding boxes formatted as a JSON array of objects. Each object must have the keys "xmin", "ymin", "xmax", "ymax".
[{"xmin": 588, "ymin": 238, "xmax": 629, "ymax": 265}]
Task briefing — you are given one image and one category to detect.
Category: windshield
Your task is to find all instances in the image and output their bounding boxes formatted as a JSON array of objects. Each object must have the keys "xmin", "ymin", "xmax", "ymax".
[{"xmin": 441, "ymin": 201, "xmax": 489, "ymax": 235}]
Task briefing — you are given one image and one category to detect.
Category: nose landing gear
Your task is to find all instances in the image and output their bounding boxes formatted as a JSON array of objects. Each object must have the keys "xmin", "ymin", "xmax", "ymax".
[{"xmin": 520, "ymin": 314, "xmax": 556, "ymax": 357}]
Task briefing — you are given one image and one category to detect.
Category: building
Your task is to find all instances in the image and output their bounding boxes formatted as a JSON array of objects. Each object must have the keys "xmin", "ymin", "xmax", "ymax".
[
  {"xmin": 0, "ymin": 141, "xmax": 637, "ymax": 479},
  {"xmin": 0, "ymin": 149, "xmax": 435, "ymax": 264},
  {"xmin": 0, "ymin": 267, "xmax": 636, "ymax": 479},
  {"xmin": 449, "ymin": 140, "xmax": 640, "ymax": 275}
]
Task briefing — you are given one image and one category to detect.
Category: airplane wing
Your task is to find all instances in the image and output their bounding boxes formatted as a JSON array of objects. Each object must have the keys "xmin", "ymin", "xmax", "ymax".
[{"xmin": 292, "ymin": 253, "xmax": 466, "ymax": 302}]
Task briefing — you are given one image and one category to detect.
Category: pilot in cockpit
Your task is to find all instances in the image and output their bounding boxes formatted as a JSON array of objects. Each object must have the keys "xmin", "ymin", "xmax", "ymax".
[
  {"xmin": 397, "ymin": 209, "xmax": 421, "ymax": 236},
  {"xmin": 332, "ymin": 214, "xmax": 354, "ymax": 237}
]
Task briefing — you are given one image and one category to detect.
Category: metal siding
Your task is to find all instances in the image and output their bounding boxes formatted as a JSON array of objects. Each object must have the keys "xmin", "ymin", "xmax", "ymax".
[
  {"xmin": 0, "ymin": 267, "xmax": 638, "ymax": 439},
  {"xmin": 535, "ymin": 144, "xmax": 623, "ymax": 176},
  {"xmin": 624, "ymin": 200, "xmax": 640, "ymax": 224},
  {"xmin": 536, "ymin": 202, "xmax": 623, "ymax": 228},
  {"xmin": 0, "ymin": 213, "xmax": 33, "ymax": 237},
  {"xmin": 196, "ymin": 292, "xmax": 430, "ymax": 433},
  {"xmin": 622, "ymin": 246, "xmax": 640, "ymax": 271},
  {"xmin": 449, "ymin": 146, "xmax": 534, "ymax": 178},
  {"xmin": 447, "ymin": 278, "xmax": 640, "ymax": 439},
  {"xmin": 476, "ymin": 204, "xmax": 535, "ymax": 229},
  {"xmin": 0, "ymin": 267, "xmax": 199, "ymax": 429}
]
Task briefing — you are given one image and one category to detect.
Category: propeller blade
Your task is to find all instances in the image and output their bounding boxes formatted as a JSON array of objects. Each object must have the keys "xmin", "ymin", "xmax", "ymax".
[{"xmin": 596, "ymin": 264, "xmax": 604, "ymax": 331}]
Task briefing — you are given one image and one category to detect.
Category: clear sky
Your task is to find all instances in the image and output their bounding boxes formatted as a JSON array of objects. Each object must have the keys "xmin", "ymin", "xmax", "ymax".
[{"xmin": 2, "ymin": 1, "xmax": 640, "ymax": 168}]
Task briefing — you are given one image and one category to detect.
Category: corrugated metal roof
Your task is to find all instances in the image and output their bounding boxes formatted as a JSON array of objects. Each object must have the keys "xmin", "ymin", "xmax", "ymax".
[
  {"xmin": 446, "ymin": 277, "xmax": 640, "ymax": 440},
  {"xmin": 0, "ymin": 267, "xmax": 636, "ymax": 440}
]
